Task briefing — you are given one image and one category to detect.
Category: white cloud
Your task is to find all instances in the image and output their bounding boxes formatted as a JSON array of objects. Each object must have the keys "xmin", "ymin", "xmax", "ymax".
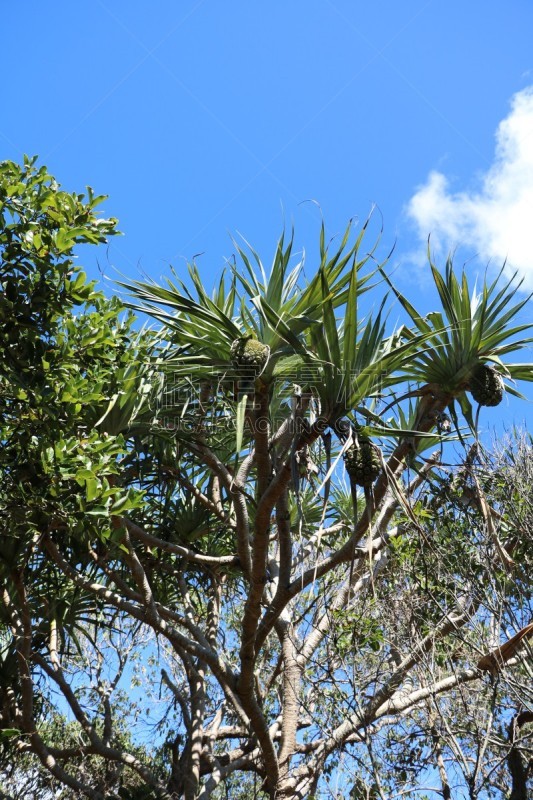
[{"xmin": 407, "ymin": 86, "xmax": 533, "ymax": 289}]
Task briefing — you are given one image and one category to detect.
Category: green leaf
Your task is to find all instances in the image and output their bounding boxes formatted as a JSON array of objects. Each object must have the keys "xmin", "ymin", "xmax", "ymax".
[
  {"xmin": 85, "ymin": 477, "xmax": 99, "ymax": 502},
  {"xmin": 235, "ymin": 393, "xmax": 248, "ymax": 455},
  {"xmin": 319, "ymin": 267, "xmax": 341, "ymax": 368},
  {"xmin": 343, "ymin": 255, "xmax": 358, "ymax": 371},
  {"xmin": 0, "ymin": 728, "xmax": 21, "ymax": 740}
]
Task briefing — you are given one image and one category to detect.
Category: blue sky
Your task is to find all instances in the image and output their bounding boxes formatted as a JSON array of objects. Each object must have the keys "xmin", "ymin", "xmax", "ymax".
[{"xmin": 2, "ymin": 0, "xmax": 533, "ymax": 426}]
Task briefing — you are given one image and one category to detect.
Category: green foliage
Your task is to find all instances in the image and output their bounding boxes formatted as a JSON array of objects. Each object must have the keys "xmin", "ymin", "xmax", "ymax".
[
  {"xmin": 0, "ymin": 159, "xmax": 159, "ymax": 762},
  {"xmin": 0, "ymin": 161, "xmax": 151, "ymax": 554},
  {"xmin": 1, "ymin": 158, "xmax": 533, "ymax": 800},
  {"xmin": 382, "ymin": 254, "xmax": 533, "ymax": 390},
  {"xmin": 0, "ymin": 155, "xmax": 116, "ymax": 370}
]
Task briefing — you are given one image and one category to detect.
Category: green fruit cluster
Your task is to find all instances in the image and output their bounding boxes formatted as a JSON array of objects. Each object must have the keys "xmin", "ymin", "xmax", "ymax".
[
  {"xmin": 469, "ymin": 364, "xmax": 504, "ymax": 407},
  {"xmin": 344, "ymin": 438, "xmax": 381, "ymax": 487},
  {"xmin": 230, "ymin": 337, "xmax": 269, "ymax": 370}
]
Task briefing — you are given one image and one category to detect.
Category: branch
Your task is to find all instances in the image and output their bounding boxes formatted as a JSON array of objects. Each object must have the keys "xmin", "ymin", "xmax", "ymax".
[
  {"xmin": 33, "ymin": 654, "xmax": 168, "ymax": 792},
  {"xmin": 477, "ymin": 622, "xmax": 533, "ymax": 673},
  {"xmin": 174, "ymin": 470, "xmax": 229, "ymax": 522},
  {"xmin": 124, "ymin": 517, "xmax": 238, "ymax": 567},
  {"xmin": 297, "ymin": 547, "xmax": 390, "ymax": 666},
  {"xmin": 508, "ymin": 710, "xmax": 533, "ymax": 800},
  {"xmin": 41, "ymin": 536, "xmax": 238, "ymax": 694},
  {"xmin": 195, "ymin": 441, "xmax": 253, "ymax": 577}
]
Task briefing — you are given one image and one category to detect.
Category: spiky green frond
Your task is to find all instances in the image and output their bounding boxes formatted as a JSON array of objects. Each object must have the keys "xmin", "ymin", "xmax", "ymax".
[{"xmin": 381, "ymin": 254, "xmax": 533, "ymax": 404}]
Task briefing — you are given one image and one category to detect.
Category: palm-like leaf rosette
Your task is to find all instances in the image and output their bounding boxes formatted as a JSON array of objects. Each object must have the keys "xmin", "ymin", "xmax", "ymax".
[{"xmin": 381, "ymin": 252, "xmax": 533, "ymax": 432}]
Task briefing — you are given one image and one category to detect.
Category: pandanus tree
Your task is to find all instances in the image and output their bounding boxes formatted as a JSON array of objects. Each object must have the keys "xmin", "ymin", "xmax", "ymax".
[
  {"xmin": 1, "ymin": 159, "xmax": 532, "ymax": 800},
  {"xmin": 118, "ymin": 223, "xmax": 533, "ymax": 799}
]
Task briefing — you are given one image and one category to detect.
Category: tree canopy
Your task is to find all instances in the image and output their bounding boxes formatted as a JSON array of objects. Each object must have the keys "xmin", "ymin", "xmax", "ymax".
[{"xmin": 0, "ymin": 158, "xmax": 532, "ymax": 799}]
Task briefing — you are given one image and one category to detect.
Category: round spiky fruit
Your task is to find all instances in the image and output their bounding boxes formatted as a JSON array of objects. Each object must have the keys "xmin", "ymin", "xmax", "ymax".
[
  {"xmin": 343, "ymin": 438, "xmax": 381, "ymax": 487},
  {"xmin": 468, "ymin": 364, "xmax": 504, "ymax": 407},
  {"xmin": 230, "ymin": 337, "xmax": 270, "ymax": 371}
]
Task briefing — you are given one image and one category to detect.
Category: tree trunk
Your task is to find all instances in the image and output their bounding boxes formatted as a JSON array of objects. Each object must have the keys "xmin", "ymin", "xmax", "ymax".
[{"xmin": 508, "ymin": 711, "xmax": 533, "ymax": 800}]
